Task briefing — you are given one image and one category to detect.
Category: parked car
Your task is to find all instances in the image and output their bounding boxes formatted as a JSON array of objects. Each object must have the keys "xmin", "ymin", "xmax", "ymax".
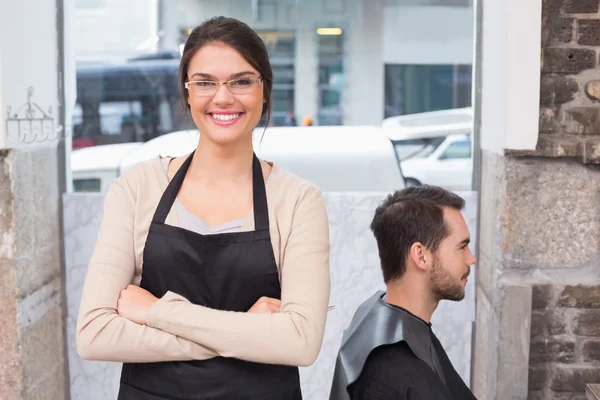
[
  {"xmin": 71, "ymin": 125, "xmax": 407, "ymax": 194},
  {"xmin": 381, "ymin": 107, "xmax": 473, "ymax": 190},
  {"xmin": 400, "ymin": 133, "xmax": 473, "ymax": 191},
  {"xmin": 382, "ymin": 107, "xmax": 473, "ymax": 130},
  {"xmin": 71, "ymin": 142, "xmax": 143, "ymax": 193}
]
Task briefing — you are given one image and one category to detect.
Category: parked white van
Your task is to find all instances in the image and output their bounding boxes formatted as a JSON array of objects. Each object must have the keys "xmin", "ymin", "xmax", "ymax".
[
  {"xmin": 71, "ymin": 125, "xmax": 406, "ymax": 194},
  {"xmin": 71, "ymin": 142, "xmax": 143, "ymax": 193}
]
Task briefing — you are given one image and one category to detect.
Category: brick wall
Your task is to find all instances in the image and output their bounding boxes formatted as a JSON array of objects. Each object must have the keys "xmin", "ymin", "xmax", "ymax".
[
  {"xmin": 529, "ymin": 284, "xmax": 600, "ymax": 399},
  {"xmin": 524, "ymin": 2, "xmax": 600, "ymax": 397},
  {"xmin": 514, "ymin": 0, "xmax": 600, "ymax": 162}
]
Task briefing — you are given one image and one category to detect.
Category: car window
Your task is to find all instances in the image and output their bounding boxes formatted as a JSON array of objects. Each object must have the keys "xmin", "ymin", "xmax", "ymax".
[
  {"xmin": 439, "ymin": 139, "xmax": 472, "ymax": 160},
  {"xmin": 392, "ymin": 136, "xmax": 446, "ymax": 160}
]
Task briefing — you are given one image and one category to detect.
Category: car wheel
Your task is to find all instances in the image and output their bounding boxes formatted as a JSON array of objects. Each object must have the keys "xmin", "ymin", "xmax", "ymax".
[{"xmin": 405, "ymin": 178, "xmax": 421, "ymax": 187}]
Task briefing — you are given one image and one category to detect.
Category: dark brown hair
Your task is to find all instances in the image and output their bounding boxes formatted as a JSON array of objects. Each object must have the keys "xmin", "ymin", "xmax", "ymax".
[
  {"xmin": 370, "ymin": 185, "xmax": 465, "ymax": 284},
  {"xmin": 178, "ymin": 16, "xmax": 273, "ymax": 126}
]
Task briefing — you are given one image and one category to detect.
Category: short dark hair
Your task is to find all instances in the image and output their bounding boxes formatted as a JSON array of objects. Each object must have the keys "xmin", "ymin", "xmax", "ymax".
[
  {"xmin": 370, "ymin": 185, "xmax": 465, "ymax": 284},
  {"xmin": 178, "ymin": 16, "xmax": 273, "ymax": 126}
]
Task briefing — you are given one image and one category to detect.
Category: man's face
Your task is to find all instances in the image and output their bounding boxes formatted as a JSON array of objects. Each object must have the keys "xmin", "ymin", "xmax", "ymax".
[{"xmin": 428, "ymin": 207, "xmax": 476, "ymax": 302}]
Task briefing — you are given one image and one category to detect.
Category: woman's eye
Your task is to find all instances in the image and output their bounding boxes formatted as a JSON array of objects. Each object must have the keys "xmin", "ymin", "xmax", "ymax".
[
  {"xmin": 195, "ymin": 81, "xmax": 216, "ymax": 87},
  {"xmin": 232, "ymin": 79, "xmax": 252, "ymax": 86}
]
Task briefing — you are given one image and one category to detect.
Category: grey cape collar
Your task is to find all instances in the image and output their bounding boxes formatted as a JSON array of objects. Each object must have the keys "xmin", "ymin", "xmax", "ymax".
[{"xmin": 329, "ymin": 290, "xmax": 446, "ymax": 400}]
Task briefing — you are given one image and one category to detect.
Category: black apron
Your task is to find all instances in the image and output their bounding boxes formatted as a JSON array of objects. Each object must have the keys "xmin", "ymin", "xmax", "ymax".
[{"xmin": 118, "ymin": 152, "xmax": 302, "ymax": 400}]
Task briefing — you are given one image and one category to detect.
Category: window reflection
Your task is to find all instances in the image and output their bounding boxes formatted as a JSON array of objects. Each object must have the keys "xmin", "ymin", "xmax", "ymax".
[
  {"xmin": 317, "ymin": 34, "xmax": 344, "ymax": 126},
  {"xmin": 384, "ymin": 64, "xmax": 472, "ymax": 118},
  {"xmin": 71, "ymin": 0, "xmax": 474, "ymax": 148}
]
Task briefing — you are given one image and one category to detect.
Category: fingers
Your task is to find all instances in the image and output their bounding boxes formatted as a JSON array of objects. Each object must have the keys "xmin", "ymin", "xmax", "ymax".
[
  {"xmin": 126, "ymin": 284, "xmax": 145, "ymax": 292},
  {"xmin": 248, "ymin": 296, "xmax": 282, "ymax": 313},
  {"xmin": 258, "ymin": 296, "xmax": 281, "ymax": 305}
]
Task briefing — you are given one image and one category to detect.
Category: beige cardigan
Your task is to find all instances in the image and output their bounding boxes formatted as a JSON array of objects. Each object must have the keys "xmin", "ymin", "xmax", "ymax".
[{"xmin": 76, "ymin": 156, "xmax": 331, "ymax": 367}]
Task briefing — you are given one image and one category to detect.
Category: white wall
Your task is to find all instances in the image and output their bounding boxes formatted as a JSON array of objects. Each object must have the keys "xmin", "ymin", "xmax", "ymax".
[
  {"xmin": 0, "ymin": 0, "xmax": 59, "ymax": 148},
  {"xmin": 383, "ymin": 6, "xmax": 474, "ymax": 65},
  {"xmin": 479, "ymin": 0, "xmax": 541, "ymax": 154},
  {"xmin": 0, "ymin": 55, "xmax": 5, "ymax": 148}
]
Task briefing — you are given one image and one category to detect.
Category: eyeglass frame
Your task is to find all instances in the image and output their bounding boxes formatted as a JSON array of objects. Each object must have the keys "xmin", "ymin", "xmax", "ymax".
[{"xmin": 184, "ymin": 77, "xmax": 264, "ymax": 96}]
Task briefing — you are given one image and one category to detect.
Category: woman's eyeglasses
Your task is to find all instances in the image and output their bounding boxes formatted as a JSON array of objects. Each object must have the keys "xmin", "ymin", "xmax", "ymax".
[{"xmin": 185, "ymin": 77, "xmax": 263, "ymax": 96}]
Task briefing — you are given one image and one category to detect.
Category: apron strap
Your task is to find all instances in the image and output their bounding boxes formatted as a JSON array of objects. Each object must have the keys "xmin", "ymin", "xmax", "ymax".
[
  {"xmin": 251, "ymin": 153, "xmax": 270, "ymax": 232},
  {"xmin": 152, "ymin": 151, "xmax": 270, "ymax": 233},
  {"xmin": 152, "ymin": 151, "xmax": 194, "ymax": 224}
]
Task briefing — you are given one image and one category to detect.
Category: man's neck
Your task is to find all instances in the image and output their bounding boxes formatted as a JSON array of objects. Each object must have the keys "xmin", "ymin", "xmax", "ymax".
[{"xmin": 384, "ymin": 278, "xmax": 439, "ymax": 324}]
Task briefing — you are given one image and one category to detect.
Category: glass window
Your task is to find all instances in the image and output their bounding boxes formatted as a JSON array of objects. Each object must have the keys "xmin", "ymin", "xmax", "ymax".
[
  {"xmin": 76, "ymin": 0, "xmax": 106, "ymax": 9},
  {"xmin": 439, "ymin": 140, "xmax": 472, "ymax": 160},
  {"xmin": 317, "ymin": 33, "xmax": 344, "ymax": 126},
  {"xmin": 257, "ymin": 31, "xmax": 296, "ymax": 126},
  {"xmin": 72, "ymin": 60, "xmax": 192, "ymax": 149},
  {"xmin": 73, "ymin": 179, "xmax": 101, "ymax": 192},
  {"xmin": 384, "ymin": 64, "xmax": 472, "ymax": 118}
]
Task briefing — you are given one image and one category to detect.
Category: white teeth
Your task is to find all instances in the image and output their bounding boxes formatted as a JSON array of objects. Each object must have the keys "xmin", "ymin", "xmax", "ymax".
[{"xmin": 211, "ymin": 113, "xmax": 240, "ymax": 121}]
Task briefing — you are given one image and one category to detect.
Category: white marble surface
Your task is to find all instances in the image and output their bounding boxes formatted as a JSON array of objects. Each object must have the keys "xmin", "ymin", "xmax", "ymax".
[
  {"xmin": 63, "ymin": 191, "xmax": 478, "ymax": 400},
  {"xmin": 63, "ymin": 193, "xmax": 121, "ymax": 400}
]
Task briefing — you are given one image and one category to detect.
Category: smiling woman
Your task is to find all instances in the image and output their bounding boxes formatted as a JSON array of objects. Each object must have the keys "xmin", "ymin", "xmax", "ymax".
[
  {"xmin": 182, "ymin": 41, "xmax": 268, "ymax": 143},
  {"xmin": 76, "ymin": 16, "xmax": 331, "ymax": 400}
]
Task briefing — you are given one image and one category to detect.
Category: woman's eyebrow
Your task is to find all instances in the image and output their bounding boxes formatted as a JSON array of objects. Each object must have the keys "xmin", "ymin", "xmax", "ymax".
[{"xmin": 189, "ymin": 71, "xmax": 257, "ymax": 80}]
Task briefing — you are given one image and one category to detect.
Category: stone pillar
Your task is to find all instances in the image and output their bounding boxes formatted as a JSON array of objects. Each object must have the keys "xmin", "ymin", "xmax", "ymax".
[
  {"xmin": 0, "ymin": 0, "xmax": 68, "ymax": 399},
  {"xmin": 473, "ymin": 0, "xmax": 600, "ymax": 399}
]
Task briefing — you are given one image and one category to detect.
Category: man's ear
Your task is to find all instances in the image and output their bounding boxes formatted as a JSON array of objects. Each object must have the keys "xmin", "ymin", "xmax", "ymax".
[{"xmin": 408, "ymin": 242, "xmax": 431, "ymax": 272}]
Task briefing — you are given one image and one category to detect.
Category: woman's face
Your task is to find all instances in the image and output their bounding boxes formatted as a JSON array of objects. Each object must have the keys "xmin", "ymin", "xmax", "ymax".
[{"xmin": 186, "ymin": 41, "xmax": 265, "ymax": 146}]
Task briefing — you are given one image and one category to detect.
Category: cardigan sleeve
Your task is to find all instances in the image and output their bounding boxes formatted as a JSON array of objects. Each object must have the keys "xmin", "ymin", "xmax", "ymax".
[{"xmin": 76, "ymin": 180, "xmax": 219, "ymax": 362}]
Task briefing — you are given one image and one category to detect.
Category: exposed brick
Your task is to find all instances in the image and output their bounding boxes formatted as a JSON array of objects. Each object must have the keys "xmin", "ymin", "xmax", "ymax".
[
  {"xmin": 528, "ymin": 391, "xmax": 544, "ymax": 400},
  {"xmin": 530, "ymin": 339, "xmax": 576, "ymax": 363},
  {"xmin": 544, "ymin": 16, "xmax": 574, "ymax": 44},
  {"xmin": 531, "ymin": 311, "xmax": 546, "ymax": 337},
  {"xmin": 586, "ymin": 80, "xmax": 600, "ymax": 101},
  {"xmin": 543, "ymin": 0, "xmax": 565, "ymax": 14},
  {"xmin": 550, "ymin": 366, "xmax": 600, "ymax": 392},
  {"xmin": 578, "ymin": 19, "xmax": 600, "ymax": 45},
  {"xmin": 548, "ymin": 394, "xmax": 587, "ymax": 400},
  {"xmin": 540, "ymin": 108, "xmax": 561, "ymax": 133},
  {"xmin": 564, "ymin": 107, "xmax": 600, "ymax": 135},
  {"xmin": 529, "ymin": 366, "xmax": 549, "ymax": 391},
  {"xmin": 583, "ymin": 340, "xmax": 600, "ymax": 362},
  {"xmin": 540, "ymin": 76, "xmax": 579, "ymax": 108},
  {"xmin": 533, "ymin": 284, "xmax": 559, "ymax": 309},
  {"xmin": 581, "ymin": 137, "xmax": 600, "ymax": 164},
  {"xmin": 564, "ymin": 0, "xmax": 600, "ymax": 13},
  {"xmin": 558, "ymin": 285, "xmax": 600, "ymax": 308},
  {"xmin": 549, "ymin": 394, "xmax": 587, "ymax": 400},
  {"xmin": 543, "ymin": 48, "xmax": 596, "ymax": 74},
  {"xmin": 574, "ymin": 310, "xmax": 600, "ymax": 336},
  {"xmin": 530, "ymin": 308, "xmax": 568, "ymax": 337},
  {"xmin": 535, "ymin": 135, "xmax": 580, "ymax": 158},
  {"xmin": 548, "ymin": 310, "xmax": 568, "ymax": 335}
]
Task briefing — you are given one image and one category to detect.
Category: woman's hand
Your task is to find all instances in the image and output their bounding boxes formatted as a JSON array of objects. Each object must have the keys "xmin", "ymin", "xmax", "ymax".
[
  {"xmin": 248, "ymin": 296, "xmax": 281, "ymax": 313},
  {"xmin": 117, "ymin": 285, "xmax": 159, "ymax": 325}
]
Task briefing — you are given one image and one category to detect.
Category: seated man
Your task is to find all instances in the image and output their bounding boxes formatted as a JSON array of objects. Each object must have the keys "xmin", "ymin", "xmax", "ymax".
[{"xmin": 330, "ymin": 185, "xmax": 478, "ymax": 400}]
